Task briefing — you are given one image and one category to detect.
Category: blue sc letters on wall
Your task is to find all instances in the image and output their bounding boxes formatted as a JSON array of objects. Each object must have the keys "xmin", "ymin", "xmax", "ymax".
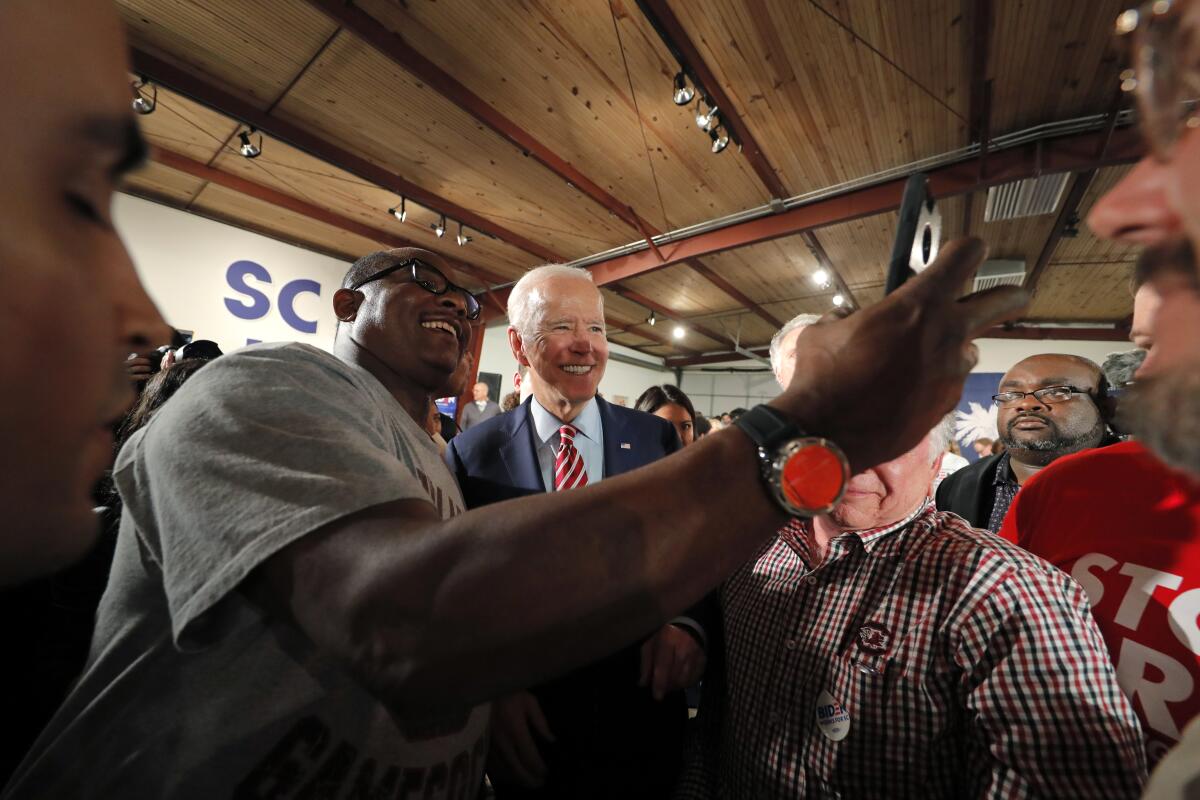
[{"xmin": 224, "ymin": 260, "xmax": 323, "ymax": 343}]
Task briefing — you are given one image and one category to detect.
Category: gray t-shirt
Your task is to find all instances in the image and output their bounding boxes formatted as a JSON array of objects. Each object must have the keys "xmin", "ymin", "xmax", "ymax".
[{"xmin": 4, "ymin": 343, "xmax": 489, "ymax": 799}]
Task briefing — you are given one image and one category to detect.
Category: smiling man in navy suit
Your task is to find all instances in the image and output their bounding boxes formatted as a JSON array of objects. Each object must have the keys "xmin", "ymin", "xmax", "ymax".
[{"xmin": 447, "ymin": 264, "xmax": 708, "ymax": 798}]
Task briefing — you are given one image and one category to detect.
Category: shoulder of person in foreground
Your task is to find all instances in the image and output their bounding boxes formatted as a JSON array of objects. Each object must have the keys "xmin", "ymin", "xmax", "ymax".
[
  {"xmin": 997, "ymin": 440, "xmax": 1149, "ymax": 546},
  {"xmin": 911, "ymin": 507, "xmax": 1072, "ymax": 578}
]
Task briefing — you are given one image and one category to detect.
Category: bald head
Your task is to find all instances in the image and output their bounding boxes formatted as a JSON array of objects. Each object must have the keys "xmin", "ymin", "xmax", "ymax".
[{"xmin": 1000, "ymin": 354, "xmax": 1103, "ymax": 391}]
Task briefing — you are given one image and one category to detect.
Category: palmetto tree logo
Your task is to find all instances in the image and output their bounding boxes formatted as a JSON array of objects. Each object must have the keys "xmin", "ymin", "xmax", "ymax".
[{"xmin": 955, "ymin": 402, "xmax": 999, "ymax": 447}]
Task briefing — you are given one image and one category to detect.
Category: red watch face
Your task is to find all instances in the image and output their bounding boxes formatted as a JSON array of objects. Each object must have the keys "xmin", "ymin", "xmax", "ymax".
[{"xmin": 780, "ymin": 443, "xmax": 845, "ymax": 511}]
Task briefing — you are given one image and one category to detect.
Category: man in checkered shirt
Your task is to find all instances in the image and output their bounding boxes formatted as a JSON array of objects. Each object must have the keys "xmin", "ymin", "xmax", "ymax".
[{"xmin": 675, "ymin": 313, "xmax": 1147, "ymax": 799}]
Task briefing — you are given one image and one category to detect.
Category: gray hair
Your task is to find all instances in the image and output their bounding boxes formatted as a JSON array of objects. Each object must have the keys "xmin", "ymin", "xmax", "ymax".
[
  {"xmin": 928, "ymin": 413, "xmax": 956, "ymax": 463},
  {"xmin": 507, "ymin": 264, "xmax": 598, "ymax": 339},
  {"xmin": 769, "ymin": 313, "xmax": 823, "ymax": 380}
]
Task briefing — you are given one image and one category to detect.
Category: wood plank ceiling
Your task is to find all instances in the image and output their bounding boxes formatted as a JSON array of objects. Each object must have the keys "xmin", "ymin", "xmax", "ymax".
[{"xmin": 117, "ymin": 0, "xmax": 1141, "ymax": 362}]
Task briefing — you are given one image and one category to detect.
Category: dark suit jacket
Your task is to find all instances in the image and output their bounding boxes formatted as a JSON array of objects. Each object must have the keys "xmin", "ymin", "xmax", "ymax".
[
  {"xmin": 935, "ymin": 453, "xmax": 1004, "ymax": 529},
  {"xmin": 460, "ymin": 399, "xmax": 502, "ymax": 431},
  {"xmin": 445, "ymin": 396, "xmax": 700, "ymax": 799}
]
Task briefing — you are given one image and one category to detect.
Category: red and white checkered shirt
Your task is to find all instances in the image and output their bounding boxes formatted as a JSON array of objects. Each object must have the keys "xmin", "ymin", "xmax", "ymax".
[{"xmin": 676, "ymin": 503, "xmax": 1146, "ymax": 799}]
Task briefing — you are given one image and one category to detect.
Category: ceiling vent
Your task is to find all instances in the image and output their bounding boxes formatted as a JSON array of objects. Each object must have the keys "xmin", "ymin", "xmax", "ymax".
[
  {"xmin": 973, "ymin": 259, "xmax": 1026, "ymax": 292},
  {"xmin": 983, "ymin": 172, "xmax": 1071, "ymax": 221}
]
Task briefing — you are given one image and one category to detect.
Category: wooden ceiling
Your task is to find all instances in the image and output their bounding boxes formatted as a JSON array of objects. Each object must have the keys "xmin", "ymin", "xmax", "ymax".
[{"xmin": 118, "ymin": 0, "xmax": 1142, "ymax": 363}]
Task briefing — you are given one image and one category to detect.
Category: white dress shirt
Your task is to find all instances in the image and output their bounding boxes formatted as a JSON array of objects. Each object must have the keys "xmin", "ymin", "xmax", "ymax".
[{"xmin": 530, "ymin": 396, "xmax": 605, "ymax": 490}]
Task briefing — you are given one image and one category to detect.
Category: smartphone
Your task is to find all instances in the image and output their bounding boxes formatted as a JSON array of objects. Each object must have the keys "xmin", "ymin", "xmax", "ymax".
[{"xmin": 885, "ymin": 173, "xmax": 942, "ymax": 295}]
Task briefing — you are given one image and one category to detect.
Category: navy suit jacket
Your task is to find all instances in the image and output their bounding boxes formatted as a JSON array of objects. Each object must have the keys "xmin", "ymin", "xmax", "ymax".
[{"xmin": 445, "ymin": 396, "xmax": 699, "ymax": 798}]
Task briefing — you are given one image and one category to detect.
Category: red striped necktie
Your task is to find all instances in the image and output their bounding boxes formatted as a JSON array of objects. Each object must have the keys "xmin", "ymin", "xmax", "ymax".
[{"xmin": 554, "ymin": 423, "xmax": 589, "ymax": 491}]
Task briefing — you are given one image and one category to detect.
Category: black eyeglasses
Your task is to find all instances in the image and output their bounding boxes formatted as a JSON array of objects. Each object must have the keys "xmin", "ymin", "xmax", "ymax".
[
  {"xmin": 992, "ymin": 385, "xmax": 1092, "ymax": 407},
  {"xmin": 350, "ymin": 258, "xmax": 481, "ymax": 320}
]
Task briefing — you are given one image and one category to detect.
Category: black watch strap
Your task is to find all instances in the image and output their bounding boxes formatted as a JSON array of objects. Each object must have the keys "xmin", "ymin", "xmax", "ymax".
[{"xmin": 734, "ymin": 405, "xmax": 805, "ymax": 450}]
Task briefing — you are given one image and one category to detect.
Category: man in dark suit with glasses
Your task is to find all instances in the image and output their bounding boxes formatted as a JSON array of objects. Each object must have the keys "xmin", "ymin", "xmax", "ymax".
[{"xmin": 936, "ymin": 353, "xmax": 1115, "ymax": 532}]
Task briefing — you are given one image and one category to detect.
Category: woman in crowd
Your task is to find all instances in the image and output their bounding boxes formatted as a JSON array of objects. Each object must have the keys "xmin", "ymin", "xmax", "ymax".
[{"xmin": 635, "ymin": 384, "xmax": 698, "ymax": 447}]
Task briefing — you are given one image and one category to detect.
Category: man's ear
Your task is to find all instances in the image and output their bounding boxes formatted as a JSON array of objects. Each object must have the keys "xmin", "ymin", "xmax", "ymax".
[
  {"xmin": 508, "ymin": 326, "xmax": 530, "ymax": 367},
  {"xmin": 333, "ymin": 288, "xmax": 363, "ymax": 322}
]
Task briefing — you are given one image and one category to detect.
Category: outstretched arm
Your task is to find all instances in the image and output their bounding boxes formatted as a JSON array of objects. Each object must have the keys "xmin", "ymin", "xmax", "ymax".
[{"xmin": 249, "ymin": 238, "xmax": 1028, "ymax": 712}]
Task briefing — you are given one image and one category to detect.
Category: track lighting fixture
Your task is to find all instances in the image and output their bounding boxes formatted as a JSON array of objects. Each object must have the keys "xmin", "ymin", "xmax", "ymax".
[
  {"xmin": 647, "ymin": 311, "xmax": 657, "ymax": 326},
  {"xmin": 672, "ymin": 72, "xmax": 694, "ymax": 106},
  {"xmin": 131, "ymin": 78, "xmax": 156, "ymax": 115},
  {"xmin": 238, "ymin": 128, "xmax": 262, "ymax": 159},
  {"xmin": 387, "ymin": 197, "xmax": 407, "ymax": 223},
  {"xmin": 456, "ymin": 222, "xmax": 472, "ymax": 246},
  {"xmin": 672, "ymin": 325, "xmax": 686, "ymax": 340},
  {"xmin": 709, "ymin": 126, "xmax": 729, "ymax": 153},
  {"xmin": 812, "ymin": 269, "xmax": 830, "ymax": 287},
  {"xmin": 832, "ymin": 294, "xmax": 846, "ymax": 307},
  {"xmin": 695, "ymin": 100, "xmax": 719, "ymax": 132},
  {"xmin": 432, "ymin": 214, "xmax": 446, "ymax": 238}
]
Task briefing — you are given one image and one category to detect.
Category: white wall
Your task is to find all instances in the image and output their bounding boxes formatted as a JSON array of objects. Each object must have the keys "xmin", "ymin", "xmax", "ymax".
[
  {"xmin": 115, "ymin": 193, "xmax": 348, "ymax": 353},
  {"xmin": 680, "ymin": 370, "xmax": 778, "ymax": 418},
  {"xmin": 680, "ymin": 337, "xmax": 1132, "ymax": 418},
  {"xmin": 476, "ymin": 324, "xmax": 670, "ymax": 407},
  {"xmin": 969, "ymin": 337, "xmax": 1125, "ymax": 373}
]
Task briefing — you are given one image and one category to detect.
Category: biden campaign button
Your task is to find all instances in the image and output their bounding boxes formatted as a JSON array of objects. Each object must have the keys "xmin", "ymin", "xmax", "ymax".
[{"xmin": 815, "ymin": 689, "xmax": 851, "ymax": 742}]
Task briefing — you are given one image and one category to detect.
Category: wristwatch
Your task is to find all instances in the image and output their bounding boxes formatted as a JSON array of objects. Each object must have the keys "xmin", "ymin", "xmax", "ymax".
[{"xmin": 734, "ymin": 404, "xmax": 850, "ymax": 517}]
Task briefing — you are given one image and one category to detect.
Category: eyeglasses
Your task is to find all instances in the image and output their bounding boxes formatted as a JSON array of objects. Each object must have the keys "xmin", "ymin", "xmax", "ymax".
[
  {"xmin": 350, "ymin": 258, "xmax": 481, "ymax": 320},
  {"xmin": 1116, "ymin": 0, "xmax": 1200, "ymax": 159},
  {"xmin": 991, "ymin": 385, "xmax": 1092, "ymax": 407}
]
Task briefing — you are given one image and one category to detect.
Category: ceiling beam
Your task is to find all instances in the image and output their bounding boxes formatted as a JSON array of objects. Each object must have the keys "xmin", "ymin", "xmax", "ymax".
[
  {"xmin": 606, "ymin": 286, "xmax": 740, "ymax": 350},
  {"xmin": 669, "ymin": 322, "xmax": 1130, "ymax": 367},
  {"xmin": 634, "ymin": 0, "xmax": 855, "ymax": 323},
  {"xmin": 581, "ymin": 125, "xmax": 1144, "ymax": 286},
  {"xmin": 306, "ymin": 0, "xmax": 793, "ymax": 335},
  {"xmin": 608, "ymin": 322, "xmax": 700, "ymax": 354},
  {"xmin": 634, "ymin": 0, "xmax": 788, "ymax": 200},
  {"xmin": 980, "ymin": 324, "xmax": 1130, "ymax": 342},
  {"xmin": 305, "ymin": 0, "xmax": 650, "ymax": 236},
  {"xmin": 800, "ymin": 232, "xmax": 859, "ymax": 310},
  {"xmin": 1023, "ymin": 169, "xmax": 1097, "ymax": 294},
  {"xmin": 665, "ymin": 347, "xmax": 771, "ymax": 368},
  {"xmin": 150, "ymin": 146, "xmax": 513, "ymax": 289},
  {"xmin": 681, "ymin": 259, "xmax": 784, "ymax": 328},
  {"xmin": 130, "ymin": 47, "xmax": 563, "ymax": 265}
]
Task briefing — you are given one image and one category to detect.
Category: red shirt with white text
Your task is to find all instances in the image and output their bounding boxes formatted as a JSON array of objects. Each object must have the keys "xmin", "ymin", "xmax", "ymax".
[{"xmin": 1000, "ymin": 441, "xmax": 1200, "ymax": 764}]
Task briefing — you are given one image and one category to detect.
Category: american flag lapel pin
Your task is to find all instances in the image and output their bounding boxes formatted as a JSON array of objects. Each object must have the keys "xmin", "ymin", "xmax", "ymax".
[{"xmin": 620, "ymin": 442, "xmax": 632, "ymax": 449}]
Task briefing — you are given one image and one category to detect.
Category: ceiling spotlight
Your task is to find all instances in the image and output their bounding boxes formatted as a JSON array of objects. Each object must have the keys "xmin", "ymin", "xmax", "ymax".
[
  {"xmin": 709, "ymin": 126, "xmax": 729, "ymax": 153},
  {"xmin": 388, "ymin": 197, "xmax": 407, "ymax": 223},
  {"xmin": 695, "ymin": 99, "xmax": 719, "ymax": 131},
  {"xmin": 673, "ymin": 325, "xmax": 686, "ymax": 340},
  {"xmin": 456, "ymin": 222, "xmax": 472, "ymax": 246},
  {"xmin": 432, "ymin": 214, "xmax": 446, "ymax": 238},
  {"xmin": 812, "ymin": 268, "xmax": 830, "ymax": 287},
  {"xmin": 832, "ymin": 294, "xmax": 846, "ymax": 307},
  {"xmin": 131, "ymin": 79, "xmax": 156, "ymax": 115},
  {"xmin": 672, "ymin": 72, "xmax": 694, "ymax": 106},
  {"xmin": 647, "ymin": 311, "xmax": 657, "ymax": 326},
  {"xmin": 238, "ymin": 128, "xmax": 262, "ymax": 159}
]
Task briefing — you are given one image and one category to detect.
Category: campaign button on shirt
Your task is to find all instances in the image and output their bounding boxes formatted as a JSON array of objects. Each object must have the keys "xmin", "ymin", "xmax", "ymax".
[
  {"xmin": 815, "ymin": 689, "xmax": 851, "ymax": 742},
  {"xmin": 855, "ymin": 622, "xmax": 892, "ymax": 655}
]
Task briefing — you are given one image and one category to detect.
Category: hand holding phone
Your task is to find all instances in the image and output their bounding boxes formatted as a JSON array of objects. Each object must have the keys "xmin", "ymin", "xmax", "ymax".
[{"xmin": 885, "ymin": 174, "xmax": 942, "ymax": 295}]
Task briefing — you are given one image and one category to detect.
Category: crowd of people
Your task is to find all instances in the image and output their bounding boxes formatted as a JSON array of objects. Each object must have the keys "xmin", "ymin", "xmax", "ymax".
[{"xmin": 3, "ymin": 1, "xmax": 1200, "ymax": 798}]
